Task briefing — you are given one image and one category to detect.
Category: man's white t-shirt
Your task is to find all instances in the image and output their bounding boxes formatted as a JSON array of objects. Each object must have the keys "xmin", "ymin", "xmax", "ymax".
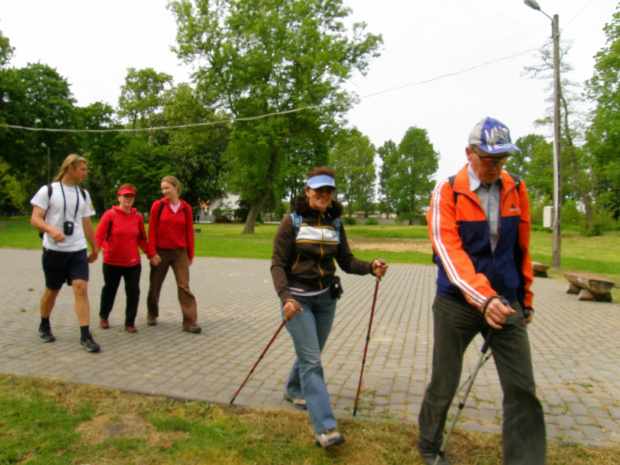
[{"xmin": 30, "ymin": 182, "xmax": 96, "ymax": 252}]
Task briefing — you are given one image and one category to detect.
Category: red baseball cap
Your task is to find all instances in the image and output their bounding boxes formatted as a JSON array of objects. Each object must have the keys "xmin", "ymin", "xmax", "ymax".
[{"xmin": 118, "ymin": 188, "xmax": 136, "ymax": 196}]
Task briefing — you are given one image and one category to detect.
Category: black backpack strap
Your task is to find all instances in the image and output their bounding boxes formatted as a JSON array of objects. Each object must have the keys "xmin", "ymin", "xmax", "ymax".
[
  {"xmin": 507, "ymin": 172, "xmax": 521, "ymax": 192},
  {"xmin": 158, "ymin": 200, "xmax": 166, "ymax": 221},
  {"xmin": 105, "ymin": 209, "xmax": 116, "ymax": 242},
  {"xmin": 43, "ymin": 184, "xmax": 53, "ymax": 218},
  {"xmin": 448, "ymin": 175, "xmax": 457, "ymax": 203}
]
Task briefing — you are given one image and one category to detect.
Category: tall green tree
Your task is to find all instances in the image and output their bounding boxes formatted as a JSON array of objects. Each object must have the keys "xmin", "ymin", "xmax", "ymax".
[
  {"xmin": 586, "ymin": 5, "xmax": 620, "ymax": 220},
  {"xmin": 118, "ymin": 68, "xmax": 173, "ymax": 130},
  {"xmin": 0, "ymin": 30, "xmax": 21, "ymax": 213},
  {"xmin": 329, "ymin": 128, "xmax": 376, "ymax": 217},
  {"xmin": 169, "ymin": 0, "xmax": 382, "ymax": 233},
  {"xmin": 2, "ymin": 63, "xmax": 78, "ymax": 201},
  {"xmin": 507, "ymin": 134, "xmax": 553, "ymax": 201},
  {"xmin": 384, "ymin": 127, "xmax": 438, "ymax": 225},
  {"xmin": 76, "ymin": 102, "xmax": 127, "ymax": 212},
  {"xmin": 377, "ymin": 140, "xmax": 397, "ymax": 216},
  {"xmin": 163, "ymin": 83, "xmax": 231, "ymax": 207}
]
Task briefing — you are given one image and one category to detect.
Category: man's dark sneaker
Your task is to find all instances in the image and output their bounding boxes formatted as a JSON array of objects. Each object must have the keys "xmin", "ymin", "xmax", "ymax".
[
  {"xmin": 417, "ymin": 438, "xmax": 450, "ymax": 465},
  {"xmin": 38, "ymin": 325, "xmax": 56, "ymax": 343},
  {"xmin": 80, "ymin": 334, "xmax": 101, "ymax": 353}
]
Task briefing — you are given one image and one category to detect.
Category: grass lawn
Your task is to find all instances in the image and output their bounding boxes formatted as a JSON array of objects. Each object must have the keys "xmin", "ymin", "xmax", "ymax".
[
  {"xmin": 1, "ymin": 374, "xmax": 618, "ymax": 465},
  {"xmin": 2, "ymin": 215, "xmax": 619, "ymax": 280}
]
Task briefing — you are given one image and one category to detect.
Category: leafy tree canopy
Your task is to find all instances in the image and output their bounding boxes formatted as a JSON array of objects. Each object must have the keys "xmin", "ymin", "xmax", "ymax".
[{"xmin": 168, "ymin": 0, "xmax": 382, "ymax": 233}]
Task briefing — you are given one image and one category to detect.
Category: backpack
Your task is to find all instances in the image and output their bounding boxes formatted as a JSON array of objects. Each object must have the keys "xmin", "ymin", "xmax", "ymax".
[
  {"xmin": 38, "ymin": 183, "xmax": 87, "ymax": 238},
  {"xmin": 290, "ymin": 212, "xmax": 341, "ymax": 244}
]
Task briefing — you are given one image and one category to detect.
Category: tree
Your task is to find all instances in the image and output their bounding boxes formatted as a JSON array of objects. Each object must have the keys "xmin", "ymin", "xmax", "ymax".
[
  {"xmin": 0, "ymin": 30, "xmax": 21, "ymax": 213},
  {"xmin": 163, "ymin": 83, "xmax": 231, "ymax": 207},
  {"xmin": 0, "ymin": 30, "xmax": 13, "ymax": 68},
  {"xmin": 524, "ymin": 39, "xmax": 595, "ymax": 230},
  {"xmin": 377, "ymin": 140, "xmax": 397, "ymax": 216},
  {"xmin": 76, "ymin": 102, "xmax": 127, "ymax": 212},
  {"xmin": 118, "ymin": 68, "xmax": 173, "ymax": 130},
  {"xmin": 383, "ymin": 127, "xmax": 438, "ymax": 224},
  {"xmin": 169, "ymin": 0, "xmax": 382, "ymax": 233},
  {"xmin": 507, "ymin": 134, "xmax": 553, "ymax": 201},
  {"xmin": 586, "ymin": 5, "xmax": 620, "ymax": 220},
  {"xmin": 1, "ymin": 63, "xmax": 78, "ymax": 203},
  {"xmin": 329, "ymin": 128, "xmax": 376, "ymax": 217}
]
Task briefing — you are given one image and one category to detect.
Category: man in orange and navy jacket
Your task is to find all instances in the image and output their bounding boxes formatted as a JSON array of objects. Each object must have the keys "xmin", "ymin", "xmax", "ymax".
[{"xmin": 416, "ymin": 117, "xmax": 546, "ymax": 465}]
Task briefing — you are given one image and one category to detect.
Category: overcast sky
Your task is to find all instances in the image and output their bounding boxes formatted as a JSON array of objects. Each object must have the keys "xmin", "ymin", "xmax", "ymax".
[{"xmin": 1, "ymin": 0, "xmax": 617, "ymax": 182}]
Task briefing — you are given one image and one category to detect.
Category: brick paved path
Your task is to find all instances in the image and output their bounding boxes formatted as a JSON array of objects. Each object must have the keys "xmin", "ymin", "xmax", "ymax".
[{"xmin": 0, "ymin": 249, "xmax": 618, "ymax": 447}]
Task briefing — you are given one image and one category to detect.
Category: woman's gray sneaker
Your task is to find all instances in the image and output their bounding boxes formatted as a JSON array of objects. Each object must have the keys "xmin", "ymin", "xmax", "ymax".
[
  {"xmin": 283, "ymin": 392, "xmax": 307, "ymax": 410},
  {"xmin": 314, "ymin": 429, "xmax": 345, "ymax": 449}
]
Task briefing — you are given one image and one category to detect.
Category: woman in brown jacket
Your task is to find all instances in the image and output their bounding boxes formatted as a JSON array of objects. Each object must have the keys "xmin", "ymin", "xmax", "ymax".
[{"xmin": 271, "ymin": 166, "xmax": 388, "ymax": 449}]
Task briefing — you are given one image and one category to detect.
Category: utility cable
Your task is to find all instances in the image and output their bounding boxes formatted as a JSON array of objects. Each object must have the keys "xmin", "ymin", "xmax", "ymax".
[{"xmin": 0, "ymin": 47, "xmax": 541, "ymax": 134}]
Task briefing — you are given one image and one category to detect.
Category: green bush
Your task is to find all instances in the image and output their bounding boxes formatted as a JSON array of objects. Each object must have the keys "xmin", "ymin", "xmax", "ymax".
[
  {"xmin": 343, "ymin": 216, "xmax": 357, "ymax": 225},
  {"xmin": 364, "ymin": 218, "xmax": 379, "ymax": 225}
]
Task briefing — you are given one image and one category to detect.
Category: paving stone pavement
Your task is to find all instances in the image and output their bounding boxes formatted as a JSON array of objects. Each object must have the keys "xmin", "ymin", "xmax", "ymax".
[{"xmin": 1, "ymin": 248, "xmax": 619, "ymax": 447}]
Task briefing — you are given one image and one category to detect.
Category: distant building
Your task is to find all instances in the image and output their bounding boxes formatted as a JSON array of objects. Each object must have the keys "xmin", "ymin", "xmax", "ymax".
[{"xmin": 197, "ymin": 193, "xmax": 240, "ymax": 223}]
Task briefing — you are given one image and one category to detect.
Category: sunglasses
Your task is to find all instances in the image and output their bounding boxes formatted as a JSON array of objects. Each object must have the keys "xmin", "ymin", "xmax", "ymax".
[
  {"xmin": 312, "ymin": 186, "xmax": 336, "ymax": 194},
  {"xmin": 473, "ymin": 149, "xmax": 510, "ymax": 166}
]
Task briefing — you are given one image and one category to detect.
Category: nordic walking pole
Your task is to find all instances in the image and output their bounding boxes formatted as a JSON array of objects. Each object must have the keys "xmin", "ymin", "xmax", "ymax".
[
  {"xmin": 433, "ymin": 322, "xmax": 498, "ymax": 465},
  {"xmin": 230, "ymin": 319, "xmax": 287, "ymax": 406},
  {"xmin": 353, "ymin": 276, "xmax": 381, "ymax": 416}
]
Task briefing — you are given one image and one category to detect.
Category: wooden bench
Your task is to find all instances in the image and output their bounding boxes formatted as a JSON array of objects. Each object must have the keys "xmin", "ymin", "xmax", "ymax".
[
  {"xmin": 565, "ymin": 272, "xmax": 615, "ymax": 302},
  {"xmin": 532, "ymin": 261, "xmax": 550, "ymax": 278}
]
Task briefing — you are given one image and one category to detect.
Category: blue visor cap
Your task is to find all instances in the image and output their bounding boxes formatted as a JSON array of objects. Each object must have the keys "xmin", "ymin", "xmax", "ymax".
[
  {"xmin": 469, "ymin": 117, "xmax": 521, "ymax": 155},
  {"xmin": 307, "ymin": 174, "xmax": 337, "ymax": 189}
]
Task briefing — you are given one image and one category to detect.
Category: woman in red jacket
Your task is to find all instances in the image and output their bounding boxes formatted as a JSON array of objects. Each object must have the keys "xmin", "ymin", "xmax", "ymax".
[
  {"xmin": 95, "ymin": 183, "xmax": 148, "ymax": 333},
  {"xmin": 146, "ymin": 175, "xmax": 201, "ymax": 333}
]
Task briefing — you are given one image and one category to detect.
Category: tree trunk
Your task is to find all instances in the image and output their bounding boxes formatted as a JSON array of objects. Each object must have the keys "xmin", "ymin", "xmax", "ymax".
[{"xmin": 242, "ymin": 191, "xmax": 268, "ymax": 235}]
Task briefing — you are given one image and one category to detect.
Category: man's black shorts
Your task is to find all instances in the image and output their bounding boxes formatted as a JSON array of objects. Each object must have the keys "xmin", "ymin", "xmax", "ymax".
[{"xmin": 42, "ymin": 248, "xmax": 89, "ymax": 290}]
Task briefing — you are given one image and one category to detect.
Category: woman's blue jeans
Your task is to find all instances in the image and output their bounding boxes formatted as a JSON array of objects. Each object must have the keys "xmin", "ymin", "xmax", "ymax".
[{"xmin": 282, "ymin": 291, "xmax": 338, "ymax": 434}]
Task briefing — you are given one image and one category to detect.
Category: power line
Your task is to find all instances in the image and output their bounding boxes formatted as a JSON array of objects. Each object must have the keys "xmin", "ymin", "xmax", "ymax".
[{"xmin": 0, "ymin": 48, "xmax": 539, "ymax": 134}]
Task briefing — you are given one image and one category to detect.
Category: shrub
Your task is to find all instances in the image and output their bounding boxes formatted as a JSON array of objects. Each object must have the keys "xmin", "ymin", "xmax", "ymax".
[
  {"xmin": 364, "ymin": 218, "xmax": 379, "ymax": 225},
  {"xmin": 343, "ymin": 216, "xmax": 357, "ymax": 225}
]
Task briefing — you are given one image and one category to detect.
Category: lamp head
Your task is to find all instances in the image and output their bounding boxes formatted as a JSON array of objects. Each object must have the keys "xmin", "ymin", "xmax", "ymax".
[{"xmin": 524, "ymin": 0, "xmax": 541, "ymax": 10}]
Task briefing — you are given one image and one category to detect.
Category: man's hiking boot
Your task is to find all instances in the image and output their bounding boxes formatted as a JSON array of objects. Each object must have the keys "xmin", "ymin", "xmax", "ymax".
[{"xmin": 417, "ymin": 438, "xmax": 450, "ymax": 465}]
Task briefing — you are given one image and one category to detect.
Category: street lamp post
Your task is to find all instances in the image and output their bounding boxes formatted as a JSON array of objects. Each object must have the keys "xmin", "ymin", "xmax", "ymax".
[{"xmin": 524, "ymin": 0, "xmax": 562, "ymax": 269}]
